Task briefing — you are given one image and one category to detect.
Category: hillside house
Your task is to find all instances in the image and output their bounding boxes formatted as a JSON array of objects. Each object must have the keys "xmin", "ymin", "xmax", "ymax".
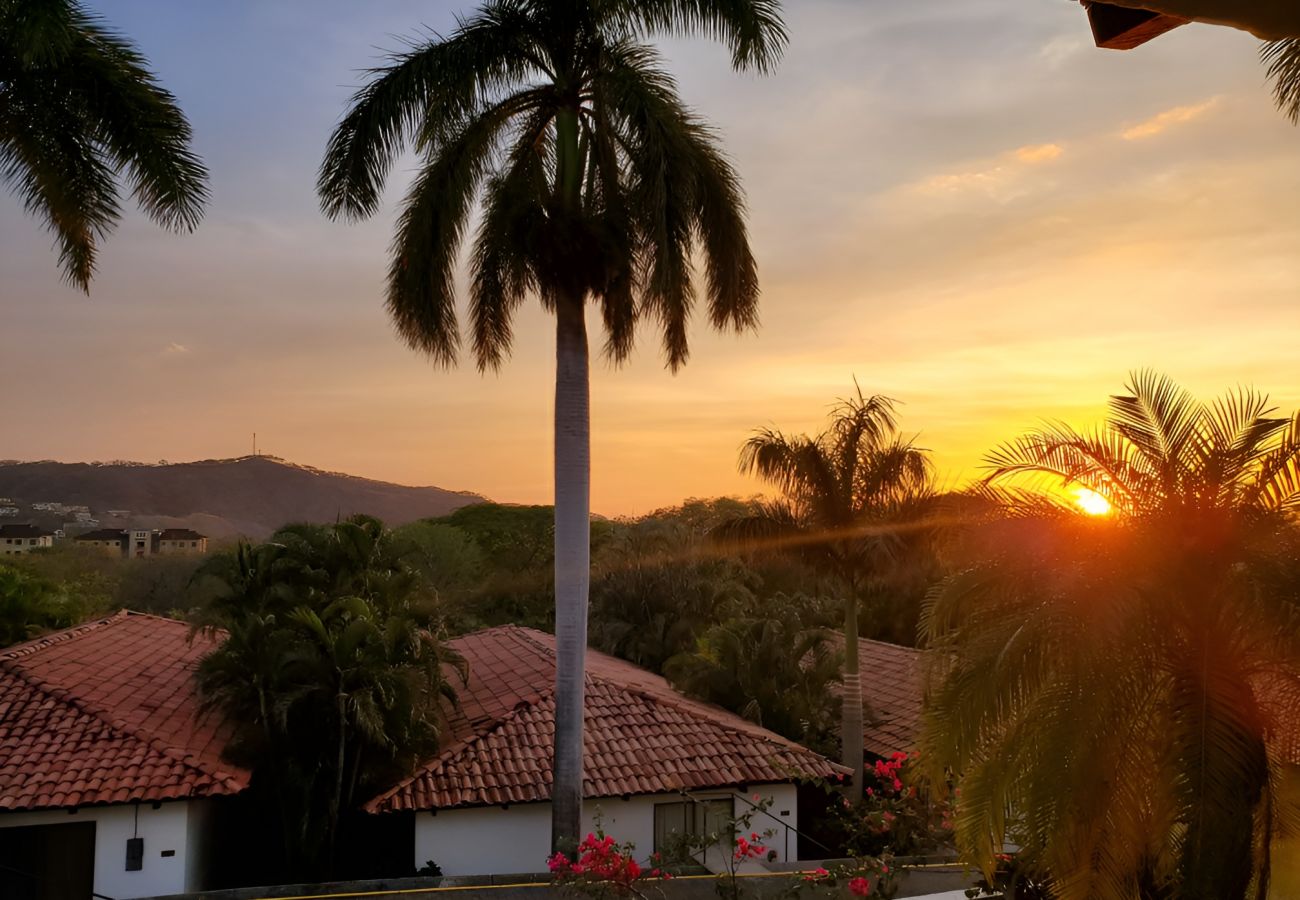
[
  {"xmin": 0, "ymin": 524, "xmax": 53, "ymax": 556},
  {"xmin": 157, "ymin": 529, "xmax": 209, "ymax": 555},
  {"xmin": 0, "ymin": 613, "xmax": 248, "ymax": 900},
  {"xmin": 74, "ymin": 528, "xmax": 129, "ymax": 556},
  {"xmin": 370, "ymin": 626, "xmax": 848, "ymax": 876}
]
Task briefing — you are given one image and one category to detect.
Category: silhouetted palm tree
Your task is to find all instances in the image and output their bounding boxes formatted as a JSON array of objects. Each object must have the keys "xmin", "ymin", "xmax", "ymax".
[
  {"xmin": 719, "ymin": 387, "xmax": 933, "ymax": 794},
  {"xmin": 0, "ymin": 0, "xmax": 207, "ymax": 289},
  {"xmin": 317, "ymin": 0, "xmax": 785, "ymax": 850},
  {"xmin": 923, "ymin": 371, "xmax": 1300, "ymax": 900}
]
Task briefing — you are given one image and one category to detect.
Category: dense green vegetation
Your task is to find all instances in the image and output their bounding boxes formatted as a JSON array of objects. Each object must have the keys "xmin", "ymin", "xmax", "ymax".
[
  {"xmin": 0, "ymin": 544, "xmax": 206, "ymax": 629},
  {"xmin": 191, "ymin": 517, "xmax": 466, "ymax": 881}
]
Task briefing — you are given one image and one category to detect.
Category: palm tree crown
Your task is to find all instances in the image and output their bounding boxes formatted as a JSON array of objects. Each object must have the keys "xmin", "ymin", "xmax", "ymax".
[
  {"xmin": 720, "ymin": 386, "xmax": 933, "ymax": 794},
  {"xmin": 923, "ymin": 371, "xmax": 1300, "ymax": 900},
  {"xmin": 1, "ymin": 0, "xmax": 208, "ymax": 290},
  {"xmin": 318, "ymin": 0, "xmax": 783, "ymax": 370}
]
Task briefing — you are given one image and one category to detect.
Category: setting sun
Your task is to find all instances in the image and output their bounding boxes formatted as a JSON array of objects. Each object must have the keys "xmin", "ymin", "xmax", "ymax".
[{"xmin": 1073, "ymin": 487, "xmax": 1112, "ymax": 517}]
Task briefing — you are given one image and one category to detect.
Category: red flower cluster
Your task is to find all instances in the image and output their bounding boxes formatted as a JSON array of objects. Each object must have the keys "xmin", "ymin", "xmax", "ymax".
[
  {"xmin": 548, "ymin": 833, "xmax": 668, "ymax": 893},
  {"xmin": 870, "ymin": 752, "xmax": 908, "ymax": 795},
  {"xmin": 848, "ymin": 876, "xmax": 872, "ymax": 897},
  {"xmin": 801, "ymin": 867, "xmax": 831, "ymax": 884},
  {"xmin": 732, "ymin": 832, "xmax": 767, "ymax": 863}
]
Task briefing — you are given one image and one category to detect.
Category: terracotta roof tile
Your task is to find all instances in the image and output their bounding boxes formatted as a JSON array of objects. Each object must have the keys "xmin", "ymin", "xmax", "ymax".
[
  {"xmin": 826, "ymin": 634, "xmax": 923, "ymax": 758},
  {"xmin": 0, "ymin": 611, "xmax": 249, "ymax": 811},
  {"xmin": 367, "ymin": 626, "xmax": 847, "ymax": 813}
]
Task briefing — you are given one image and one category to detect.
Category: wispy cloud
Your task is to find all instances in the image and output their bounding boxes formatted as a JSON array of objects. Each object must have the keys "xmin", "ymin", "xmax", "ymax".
[
  {"xmin": 162, "ymin": 342, "xmax": 191, "ymax": 356},
  {"xmin": 906, "ymin": 141, "xmax": 1065, "ymax": 201},
  {"xmin": 1121, "ymin": 98, "xmax": 1220, "ymax": 140},
  {"xmin": 1015, "ymin": 143, "xmax": 1064, "ymax": 163}
]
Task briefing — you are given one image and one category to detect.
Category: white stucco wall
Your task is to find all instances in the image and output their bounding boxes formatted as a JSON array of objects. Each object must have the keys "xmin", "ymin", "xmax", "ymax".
[
  {"xmin": 0, "ymin": 799, "xmax": 210, "ymax": 899},
  {"xmin": 414, "ymin": 784, "xmax": 800, "ymax": 877}
]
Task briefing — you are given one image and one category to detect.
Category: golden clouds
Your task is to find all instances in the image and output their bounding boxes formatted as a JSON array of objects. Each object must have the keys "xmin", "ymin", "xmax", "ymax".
[
  {"xmin": 1121, "ymin": 98, "xmax": 1220, "ymax": 140},
  {"xmin": 906, "ymin": 142, "xmax": 1065, "ymax": 200},
  {"xmin": 1015, "ymin": 143, "xmax": 1065, "ymax": 163}
]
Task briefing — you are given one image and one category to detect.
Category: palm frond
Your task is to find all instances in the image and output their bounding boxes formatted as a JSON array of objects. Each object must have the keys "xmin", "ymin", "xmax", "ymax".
[
  {"xmin": 1263, "ymin": 39, "xmax": 1300, "ymax": 125},
  {"xmin": 603, "ymin": 0, "xmax": 788, "ymax": 73},
  {"xmin": 0, "ymin": 0, "xmax": 206, "ymax": 289},
  {"xmin": 317, "ymin": 3, "xmax": 541, "ymax": 221},
  {"xmin": 62, "ymin": 10, "xmax": 207, "ymax": 231},
  {"xmin": 386, "ymin": 94, "xmax": 523, "ymax": 364},
  {"xmin": 469, "ymin": 105, "xmax": 553, "ymax": 371}
]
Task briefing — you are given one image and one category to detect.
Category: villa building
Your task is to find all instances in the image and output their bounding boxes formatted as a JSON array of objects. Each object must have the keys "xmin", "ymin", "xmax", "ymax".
[
  {"xmin": 157, "ymin": 529, "xmax": 209, "ymax": 555},
  {"xmin": 75, "ymin": 528, "xmax": 132, "ymax": 557},
  {"xmin": 0, "ymin": 613, "xmax": 248, "ymax": 900},
  {"xmin": 0, "ymin": 524, "xmax": 54, "ymax": 556},
  {"xmin": 73, "ymin": 528, "xmax": 209, "ymax": 558},
  {"xmin": 370, "ymin": 626, "xmax": 848, "ymax": 876}
]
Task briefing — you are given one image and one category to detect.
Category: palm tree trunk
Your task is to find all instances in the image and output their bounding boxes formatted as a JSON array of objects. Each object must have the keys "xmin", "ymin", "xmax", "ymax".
[
  {"xmin": 327, "ymin": 690, "xmax": 347, "ymax": 877},
  {"xmin": 550, "ymin": 286, "xmax": 591, "ymax": 852},
  {"xmin": 841, "ymin": 593, "xmax": 865, "ymax": 796}
]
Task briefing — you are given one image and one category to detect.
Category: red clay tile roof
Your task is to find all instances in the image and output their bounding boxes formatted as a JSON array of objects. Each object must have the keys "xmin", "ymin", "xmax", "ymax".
[
  {"xmin": 0, "ymin": 611, "xmax": 249, "ymax": 811},
  {"xmin": 367, "ymin": 626, "xmax": 847, "ymax": 813},
  {"xmin": 826, "ymin": 633, "xmax": 923, "ymax": 758}
]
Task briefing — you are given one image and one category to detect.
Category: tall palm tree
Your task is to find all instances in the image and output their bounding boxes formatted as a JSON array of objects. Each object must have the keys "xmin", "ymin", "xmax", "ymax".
[
  {"xmin": 922, "ymin": 372, "xmax": 1300, "ymax": 900},
  {"xmin": 1, "ymin": 0, "xmax": 207, "ymax": 290},
  {"xmin": 316, "ymin": 0, "xmax": 785, "ymax": 850},
  {"xmin": 718, "ymin": 386, "xmax": 934, "ymax": 794}
]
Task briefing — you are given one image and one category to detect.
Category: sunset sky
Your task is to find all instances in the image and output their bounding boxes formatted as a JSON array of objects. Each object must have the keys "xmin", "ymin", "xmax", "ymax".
[{"xmin": 3, "ymin": 0, "xmax": 1299, "ymax": 515}]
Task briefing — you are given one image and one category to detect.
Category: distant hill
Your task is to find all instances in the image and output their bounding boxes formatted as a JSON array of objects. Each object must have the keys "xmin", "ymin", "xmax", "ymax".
[{"xmin": 0, "ymin": 456, "xmax": 486, "ymax": 540}]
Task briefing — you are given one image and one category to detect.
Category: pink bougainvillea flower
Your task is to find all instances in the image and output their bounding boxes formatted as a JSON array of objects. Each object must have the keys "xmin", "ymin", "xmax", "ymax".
[{"xmin": 848, "ymin": 876, "xmax": 871, "ymax": 897}]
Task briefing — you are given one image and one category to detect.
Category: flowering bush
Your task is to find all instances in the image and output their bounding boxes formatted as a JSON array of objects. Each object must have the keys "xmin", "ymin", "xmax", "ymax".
[
  {"xmin": 548, "ymin": 832, "xmax": 668, "ymax": 899},
  {"xmin": 814, "ymin": 751, "xmax": 952, "ymax": 859},
  {"xmin": 733, "ymin": 832, "xmax": 768, "ymax": 863},
  {"xmin": 789, "ymin": 854, "xmax": 898, "ymax": 900}
]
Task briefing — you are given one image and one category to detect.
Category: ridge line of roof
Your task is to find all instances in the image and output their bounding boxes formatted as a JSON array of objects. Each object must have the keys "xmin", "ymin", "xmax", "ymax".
[
  {"xmin": 0, "ymin": 609, "xmax": 193, "ymax": 661},
  {"xmin": 0, "ymin": 610, "xmax": 132, "ymax": 660}
]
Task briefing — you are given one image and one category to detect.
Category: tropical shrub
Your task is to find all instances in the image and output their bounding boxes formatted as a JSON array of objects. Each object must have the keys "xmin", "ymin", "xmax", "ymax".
[
  {"xmin": 192, "ymin": 516, "xmax": 466, "ymax": 879},
  {"xmin": 924, "ymin": 373, "xmax": 1300, "ymax": 900}
]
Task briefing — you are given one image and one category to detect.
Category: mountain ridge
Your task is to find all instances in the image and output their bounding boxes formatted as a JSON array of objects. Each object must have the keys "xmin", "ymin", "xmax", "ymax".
[{"xmin": 0, "ymin": 456, "xmax": 486, "ymax": 540}]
